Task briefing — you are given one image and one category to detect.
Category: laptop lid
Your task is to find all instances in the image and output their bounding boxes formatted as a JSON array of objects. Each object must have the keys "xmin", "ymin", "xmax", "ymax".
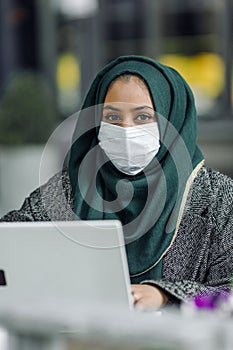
[{"xmin": 0, "ymin": 220, "xmax": 133, "ymax": 309}]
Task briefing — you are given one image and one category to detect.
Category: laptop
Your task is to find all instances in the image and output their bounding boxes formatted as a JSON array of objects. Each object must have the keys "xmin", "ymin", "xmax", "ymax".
[{"xmin": 0, "ymin": 220, "xmax": 133, "ymax": 309}]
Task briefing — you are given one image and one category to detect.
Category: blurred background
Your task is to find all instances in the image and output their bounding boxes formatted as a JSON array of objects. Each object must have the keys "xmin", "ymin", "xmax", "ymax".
[{"xmin": 0, "ymin": 0, "xmax": 232, "ymax": 216}]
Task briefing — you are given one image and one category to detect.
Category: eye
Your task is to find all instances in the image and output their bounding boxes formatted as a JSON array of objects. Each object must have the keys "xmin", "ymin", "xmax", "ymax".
[
  {"xmin": 136, "ymin": 114, "xmax": 154, "ymax": 122},
  {"xmin": 103, "ymin": 114, "xmax": 122, "ymax": 122}
]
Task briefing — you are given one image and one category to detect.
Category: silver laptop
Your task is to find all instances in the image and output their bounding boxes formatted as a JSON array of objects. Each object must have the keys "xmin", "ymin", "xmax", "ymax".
[{"xmin": 0, "ymin": 220, "xmax": 133, "ymax": 309}]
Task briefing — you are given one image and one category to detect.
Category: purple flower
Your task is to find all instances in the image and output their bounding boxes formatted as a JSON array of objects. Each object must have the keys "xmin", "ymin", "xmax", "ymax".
[{"xmin": 193, "ymin": 292, "xmax": 230, "ymax": 310}]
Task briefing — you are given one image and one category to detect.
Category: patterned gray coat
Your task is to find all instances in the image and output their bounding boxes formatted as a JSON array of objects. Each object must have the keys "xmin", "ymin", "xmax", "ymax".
[{"xmin": 1, "ymin": 166, "xmax": 233, "ymax": 304}]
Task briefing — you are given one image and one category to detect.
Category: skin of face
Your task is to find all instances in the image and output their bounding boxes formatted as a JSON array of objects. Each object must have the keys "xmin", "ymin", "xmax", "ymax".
[{"xmin": 102, "ymin": 77, "xmax": 156, "ymax": 127}]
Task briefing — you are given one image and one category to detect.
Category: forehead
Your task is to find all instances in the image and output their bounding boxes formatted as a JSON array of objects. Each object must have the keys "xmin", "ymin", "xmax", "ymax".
[{"xmin": 104, "ymin": 76, "xmax": 153, "ymax": 107}]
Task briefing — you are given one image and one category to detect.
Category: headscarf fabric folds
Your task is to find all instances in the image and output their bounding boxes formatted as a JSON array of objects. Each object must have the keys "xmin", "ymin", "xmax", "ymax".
[{"xmin": 68, "ymin": 55, "xmax": 204, "ymax": 280}]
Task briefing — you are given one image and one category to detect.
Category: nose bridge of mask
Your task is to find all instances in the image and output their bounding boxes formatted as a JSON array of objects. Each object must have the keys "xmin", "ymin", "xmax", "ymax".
[
  {"xmin": 98, "ymin": 121, "xmax": 159, "ymax": 146},
  {"xmin": 124, "ymin": 122, "xmax": 159, "ymax": 137}
]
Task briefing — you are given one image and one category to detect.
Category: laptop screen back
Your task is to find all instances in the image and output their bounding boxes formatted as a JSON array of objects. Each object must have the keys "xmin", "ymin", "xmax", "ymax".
[{"xmin": 0, "ymin": 220, "xmax": 133, "ymax": 309}]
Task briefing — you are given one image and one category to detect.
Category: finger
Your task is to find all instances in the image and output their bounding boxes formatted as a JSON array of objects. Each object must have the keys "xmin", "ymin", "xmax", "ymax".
[{"xmin": 131, "ymin": 291, "xmax": 139, "ymax": 304}]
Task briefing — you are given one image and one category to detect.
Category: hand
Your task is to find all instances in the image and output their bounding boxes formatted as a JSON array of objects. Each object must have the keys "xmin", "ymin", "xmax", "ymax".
[{"xmin": 131, "ymin": 284, "xmax": 168, "ymax": 310}]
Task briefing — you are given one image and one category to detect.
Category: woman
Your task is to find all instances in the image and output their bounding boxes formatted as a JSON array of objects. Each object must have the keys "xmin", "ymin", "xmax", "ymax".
[{"xmin": 1, "ymin": 55, "xmax": 233, "ymax": 309}]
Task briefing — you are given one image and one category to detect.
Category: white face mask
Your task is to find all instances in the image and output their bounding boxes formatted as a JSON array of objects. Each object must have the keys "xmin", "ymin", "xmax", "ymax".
[{"xmin": 98, "ymin": 121, "xmax": 160, "ymax": 175}]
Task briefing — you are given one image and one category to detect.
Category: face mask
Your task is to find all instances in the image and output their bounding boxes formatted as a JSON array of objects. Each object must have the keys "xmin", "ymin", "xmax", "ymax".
[{"xmin": 98, "ymin": 122, "xmax": 160, "ymax": 175}]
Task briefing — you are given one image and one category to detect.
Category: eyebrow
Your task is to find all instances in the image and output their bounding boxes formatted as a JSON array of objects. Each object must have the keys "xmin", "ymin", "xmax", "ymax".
[{"xmin": 103, "ymin": 105, "xmax": 154, "ymax": 112}]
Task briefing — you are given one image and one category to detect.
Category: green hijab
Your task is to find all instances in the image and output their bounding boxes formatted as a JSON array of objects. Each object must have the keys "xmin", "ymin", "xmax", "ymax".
[{"xmin": 68, "ymin": 55, "xmax": 204, "ymax": 279}]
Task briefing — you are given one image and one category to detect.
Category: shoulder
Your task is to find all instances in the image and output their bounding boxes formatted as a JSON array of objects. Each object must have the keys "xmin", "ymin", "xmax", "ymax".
[
  {"xmin": 39, "ymin": 168, "xmax": 72, "ymax": 200},
  {"xmin": 0, "ymin": 169, "xmax": 74, "ymax": 222},
  {"xmin": 193, "ymin": 166, "xmax": 233, "ymax": 189},
  {"xmin": 193, "ymin": 166, "xmax": 233, "ymax": 201},
  {"xmin": 185, "ymin": 166, "xmax": 233, "ymax": 219},
  {"xmin": 31, "ymin": 168, "xmax": 74, "ymax": 220}
]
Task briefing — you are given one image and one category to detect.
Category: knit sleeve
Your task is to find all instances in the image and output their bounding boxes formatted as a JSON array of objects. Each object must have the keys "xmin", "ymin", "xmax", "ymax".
[
  {"xmin": 141, "ymin": 229, "xmax": 233, "ymax": 305},
  {"xmin": 140, "ymin": 278, "xmax": 231, "ymax": 305}
]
